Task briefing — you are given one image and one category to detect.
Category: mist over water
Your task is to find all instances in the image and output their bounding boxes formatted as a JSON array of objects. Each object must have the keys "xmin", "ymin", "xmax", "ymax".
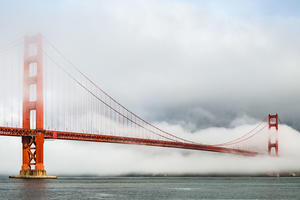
[{"xmin": 0, "ymin": 118, "xmax": 299, "ymax": 176}]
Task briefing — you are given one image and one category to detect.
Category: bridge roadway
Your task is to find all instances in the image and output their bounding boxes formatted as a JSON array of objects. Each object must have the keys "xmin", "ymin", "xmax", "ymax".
[{"xmin": 0, "ymin": 126, "xmax": 258, "ymax": 156}]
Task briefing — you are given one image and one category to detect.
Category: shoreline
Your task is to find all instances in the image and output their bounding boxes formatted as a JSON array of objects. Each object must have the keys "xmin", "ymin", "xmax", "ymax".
[{"xmin": 2, "ymin": 173, "xmax": 299, "ymax": 178}]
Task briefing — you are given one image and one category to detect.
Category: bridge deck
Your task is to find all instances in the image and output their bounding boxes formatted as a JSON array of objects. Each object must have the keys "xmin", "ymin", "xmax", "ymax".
[{"xmin": 0, "ymin": 126, "xmax": 258, "ymax": 156}]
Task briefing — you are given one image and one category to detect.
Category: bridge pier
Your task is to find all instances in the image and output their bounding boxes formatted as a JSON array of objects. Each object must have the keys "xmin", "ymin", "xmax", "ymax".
[
  {"xmin": 10, "ymin": 133, "xmax": 56, "ymax": 179},
  {"xmin": 19, "ymin": 133, "xmax": 47, "ymax": 178},
  {"xmin": 9, "ymin": 134, "xmax": 56, "ymax": 179}
]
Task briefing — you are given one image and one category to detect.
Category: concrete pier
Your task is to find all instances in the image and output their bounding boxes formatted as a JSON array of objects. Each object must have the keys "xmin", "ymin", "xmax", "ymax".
[{"xmin": 9, "ymin": 175, "xmax": 57, "ymax": 179}]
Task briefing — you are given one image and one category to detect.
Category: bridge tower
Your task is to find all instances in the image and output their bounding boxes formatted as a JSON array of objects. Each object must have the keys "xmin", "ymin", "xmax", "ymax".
[
  {"xmin": 20, "ymin": 34, "xmax": 47, "ymax": 177},
  {"xmin": 268, "ymin": 114, "xmax": 279, "ymax": 156}
]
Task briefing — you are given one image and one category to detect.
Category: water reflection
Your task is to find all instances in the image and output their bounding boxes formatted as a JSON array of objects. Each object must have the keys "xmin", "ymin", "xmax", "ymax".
[
  {"xmin": 2, "ymin": 177, "xmax": 300, "ymax": 200},
  {"xmin": 16, "ymin": 179, "xmax": 48, "ymax": 200}
]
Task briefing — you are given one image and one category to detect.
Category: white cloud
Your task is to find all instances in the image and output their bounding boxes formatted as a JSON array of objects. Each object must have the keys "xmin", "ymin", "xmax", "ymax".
[{"xmin": 1, "ymin": 120, "xmax": 299, "ymax": 176}]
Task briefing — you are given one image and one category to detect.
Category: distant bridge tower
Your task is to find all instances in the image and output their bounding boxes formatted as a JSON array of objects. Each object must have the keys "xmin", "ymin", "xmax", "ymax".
[
  {"xmin": 20, "ymin": 34, "xmax": 46, "ymax": 177},
  {"xmin": 268, "ymin": 114, "xmax": 279, "ymax": 156}
]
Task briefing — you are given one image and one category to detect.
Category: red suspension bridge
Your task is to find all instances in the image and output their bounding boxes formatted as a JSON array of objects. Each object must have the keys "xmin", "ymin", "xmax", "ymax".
[{"xmin": 0, "ymin": 34, "xmax": 279, "ymax": 178}]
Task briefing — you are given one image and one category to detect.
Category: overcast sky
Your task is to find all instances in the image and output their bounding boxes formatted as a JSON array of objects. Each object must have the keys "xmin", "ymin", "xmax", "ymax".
[
  {"xmin": 0, "ymin": 0, "xmax": 300, "ymax": 131},
  {"xmin": 0, "ymin": 0, "xmax": 300, "ymax": 175}
]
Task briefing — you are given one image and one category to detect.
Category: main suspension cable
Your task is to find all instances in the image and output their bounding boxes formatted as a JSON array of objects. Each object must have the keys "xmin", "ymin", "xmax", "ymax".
[
  {"xmin": 42, "ymin": 35, "xmax": 196, "ymax": 144},
  {"xmin": 43, "ymin": 50, "xmax": 179, "ymax": 142},
  {"xmin": 210, "ymin": 118, "xmax": 267, "ymax": 147}
]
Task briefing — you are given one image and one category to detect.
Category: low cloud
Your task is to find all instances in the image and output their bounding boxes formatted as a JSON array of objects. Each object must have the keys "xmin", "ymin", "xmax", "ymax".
[{"xmin": 1, "ymin": 119, "xmax": 299, "ymax": 176}]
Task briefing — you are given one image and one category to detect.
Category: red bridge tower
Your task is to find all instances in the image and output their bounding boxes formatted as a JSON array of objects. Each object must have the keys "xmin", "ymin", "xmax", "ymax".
[
  {"xmin": 20, "ymin": 34, "xmax": 47, "ymax": 177},
  {"xmin": 268, "ymin": 114, "xmax": 279, "ymax": 156}
]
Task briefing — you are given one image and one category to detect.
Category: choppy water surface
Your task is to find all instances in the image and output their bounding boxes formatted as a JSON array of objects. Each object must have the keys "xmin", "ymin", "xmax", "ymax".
[{"xmin": 0, "ymin": 177, "xmax": 299, "ymax": 199}]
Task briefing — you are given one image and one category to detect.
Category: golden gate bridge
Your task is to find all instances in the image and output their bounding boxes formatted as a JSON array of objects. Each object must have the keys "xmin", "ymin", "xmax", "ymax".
[{"xmin": 0, "ymin": 34, "xmax": 279, "ymax": 178}]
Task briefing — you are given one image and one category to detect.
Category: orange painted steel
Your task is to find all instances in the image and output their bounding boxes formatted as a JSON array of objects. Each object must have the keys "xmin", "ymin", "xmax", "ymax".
[
  {"xmin": 0, "ymin": 126, "xmax": 258, "ymax": 156},
  {"xmin": 268, "ymin": 114, "xmax": 279, "ymax": 156},
  {"xmin": 21, "ymin": 34, "xmax": 46, "ymax": 176}
]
